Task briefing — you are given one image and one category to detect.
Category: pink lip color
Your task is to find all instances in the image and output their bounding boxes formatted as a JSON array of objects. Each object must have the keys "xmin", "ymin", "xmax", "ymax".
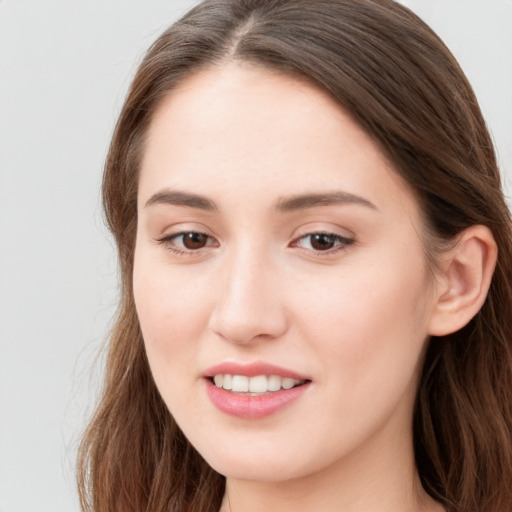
[
  {"xmin": 204, "ymin": 361, "xmax": 309, "ymax": 380},
  {"xmin": 203, "ymin": 362, "xmax": 311, "ymax": 420},
  {"xmin": 205, "ymin": 380, "xmax": 310, "ymax": 419}
]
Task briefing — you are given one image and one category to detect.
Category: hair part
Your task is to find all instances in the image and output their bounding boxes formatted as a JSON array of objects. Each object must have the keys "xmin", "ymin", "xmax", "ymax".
[{"xmin": 78, "ymin": 1, "xmax": 512, "ymax": 511}]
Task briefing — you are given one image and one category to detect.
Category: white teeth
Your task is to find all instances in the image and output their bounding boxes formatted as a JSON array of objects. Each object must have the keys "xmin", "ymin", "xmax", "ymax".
[
  {"xmin": 231, "ymin": 375, "xmax": 249, "ymax": 392},
  {"xmin": 213, "ymin": 374, "xmax": 305, "ymax": 393},
  {"xmin": 267, "ymin": 375, "xmax": 281, "ymax": 391},
  {"xmin": 223, "ymin": 374, "xmax": 232, "ymax": 390},
  {"xmin": 281, "ymin": 377, "xmax": 296, "ymax": 390},
  {"xmin": 249, "ymin": 375, "xmax": 267, "ymax": 393}
]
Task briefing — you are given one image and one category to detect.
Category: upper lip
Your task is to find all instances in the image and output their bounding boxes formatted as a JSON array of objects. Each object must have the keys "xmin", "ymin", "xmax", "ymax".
[{"xmin": 203, "ymin": 361, "xmax": 310, "ymax": 381}]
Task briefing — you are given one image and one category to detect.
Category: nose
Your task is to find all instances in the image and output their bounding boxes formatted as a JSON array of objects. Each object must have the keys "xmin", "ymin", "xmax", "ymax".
[{"xmin": 208, "ymin": 247, "xmax": 288, "ymax": 345}]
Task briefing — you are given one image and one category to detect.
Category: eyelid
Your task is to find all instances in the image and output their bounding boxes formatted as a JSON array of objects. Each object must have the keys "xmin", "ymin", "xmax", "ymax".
[
  {"xmin": 154, "ymin": 221, "xmax": 218, "ymax": 243},
  {"xmin": 154, "ymin": 224, "xmax": 355, "ymax": 257},
  {"xmin": 289, "ymin": 230, "xmax": 355, "ymax": 256},
  {"xmin": 290, "ymin": 220, "xmax": 355, "ymax": 238},
  {"xmin": 156, "ymin": 229, "xmax": 219, "ymax": 256}
]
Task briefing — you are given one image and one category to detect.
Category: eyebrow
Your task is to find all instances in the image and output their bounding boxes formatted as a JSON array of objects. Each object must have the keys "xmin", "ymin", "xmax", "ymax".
[
  {"xmin": 144, "ymin": 189, "xmax": 377, "ymax": 212},
  {"xmin": 145, "ymin": 190, "xmax": 218, "ymax": 211},
  {"xmin": 275, "ymin": 191, "xmax": 377, "ymax": 212}
]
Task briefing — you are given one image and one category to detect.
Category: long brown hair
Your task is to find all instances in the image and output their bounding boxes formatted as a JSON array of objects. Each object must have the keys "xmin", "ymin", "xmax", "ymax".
[{"xmin": 77, "ymin": 1, "xmax": 512, "ymax": 510}]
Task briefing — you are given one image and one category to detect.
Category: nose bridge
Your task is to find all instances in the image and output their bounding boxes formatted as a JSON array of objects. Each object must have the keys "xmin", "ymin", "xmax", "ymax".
[{"xmin": 209, "ymin": 240, "xmax": 287, "ymax": 344}]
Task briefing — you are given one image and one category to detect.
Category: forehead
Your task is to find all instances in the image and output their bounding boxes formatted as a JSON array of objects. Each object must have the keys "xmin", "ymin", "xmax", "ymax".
[{"xmin": 138, "ymin": 62, "xmax": 418, "ymax": 219}]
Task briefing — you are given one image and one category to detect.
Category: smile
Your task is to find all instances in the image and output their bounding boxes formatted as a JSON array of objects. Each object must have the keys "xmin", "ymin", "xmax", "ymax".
[
  {"xmin": 212, "ymin": 374, "xmax": 306, "ymax": 394},
  {"xmin": 204, "ymin": 363, "xmax": 311, "ymax": 419}
]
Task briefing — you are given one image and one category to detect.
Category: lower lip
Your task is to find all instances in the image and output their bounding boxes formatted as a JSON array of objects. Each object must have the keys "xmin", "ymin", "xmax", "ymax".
[{"xmin": 205, "ymin": 379, "xmax": 310, "ymax": 419}]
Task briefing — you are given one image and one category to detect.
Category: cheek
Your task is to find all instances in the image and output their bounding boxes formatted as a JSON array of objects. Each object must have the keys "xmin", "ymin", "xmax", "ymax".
[
  {"xmin": 293, "ymin": 252, "xmax": 432, "ymax": 387},
  {"xmin": 133, "ymin": 258, "xmax": 215, "ymax": 422},
  {"xmin": 133, "ymin": 254, "xmax": 211, "ymax": 371},
  {"xmin": 284, "ymin": 260, "xmax": 432, "ymax": 455}
]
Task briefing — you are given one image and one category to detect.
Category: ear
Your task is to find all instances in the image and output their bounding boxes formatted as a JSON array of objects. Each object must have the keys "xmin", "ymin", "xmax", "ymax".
[{"xmin": 428, "ymin": 225, "xmax": 497, "ymax": 336}]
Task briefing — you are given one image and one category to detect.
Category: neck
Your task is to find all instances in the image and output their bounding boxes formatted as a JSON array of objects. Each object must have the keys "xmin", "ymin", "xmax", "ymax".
[{"xmin": 219, "ymin": 416, "xmax": 443, "ymax": 512}]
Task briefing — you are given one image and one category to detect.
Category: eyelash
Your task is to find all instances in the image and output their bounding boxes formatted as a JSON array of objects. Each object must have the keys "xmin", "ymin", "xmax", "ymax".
[
  {"xmin": 157, "ymin": 231, "xmax": 218, "ymax": 257},
  {"xmin": 290, "ymin": 232, "xmax": 355, "ymax": 255},
  {"xmin": 157, "ymin": 231, "xmax": 355, "ymax": 257}
]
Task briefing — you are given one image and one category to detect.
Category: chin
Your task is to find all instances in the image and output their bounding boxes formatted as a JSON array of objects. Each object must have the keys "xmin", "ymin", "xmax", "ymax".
[
  {"xmin": 207, "ymin": 454, "xmax": 302, "ymax": 482},
  {"xmin": 193, "ymin": 432, "xmax": 330, "ymax": 484},
  {"xmin": 187, "ymin": 432, "xmax": 300, "ymax": 482}
]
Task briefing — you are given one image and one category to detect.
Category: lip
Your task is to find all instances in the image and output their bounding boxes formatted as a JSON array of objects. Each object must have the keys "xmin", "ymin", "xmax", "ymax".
[
  {"xmin": 203, "ymin": 361, "xmax": 311, "ymax": 419},
  {"xmin": 205, "ymin": 379, "xmax": 311, "ymax": 419},
  {"xmin": 203, "ymin": 361, "xmax": 310, "ymax": 380}
]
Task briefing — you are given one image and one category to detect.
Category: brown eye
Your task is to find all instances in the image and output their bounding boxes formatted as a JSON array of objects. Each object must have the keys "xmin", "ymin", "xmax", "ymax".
[
  {"xmin": 310, "ymin": 233, "xmax": 336, "ymax": 251},
  {"xmin": 292, "ymin": 232, "xmax": 354, "ymax": 254},
  {"xmin": 181, "ymin": 232, "xmax": 209, "ymax": 250},
  {"xmin": 158, "ymin": 231, "xmax": 218, "ymax": 255}
]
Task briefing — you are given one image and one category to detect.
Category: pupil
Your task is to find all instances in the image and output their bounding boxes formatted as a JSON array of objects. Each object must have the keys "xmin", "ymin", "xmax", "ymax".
[
  {"xmin": 183, "ymin": 232, "xmax": 207, "ymax": 250},
  {"xmin": 311, "ymin": 233, "xmax": 335, "ymax": 251}
]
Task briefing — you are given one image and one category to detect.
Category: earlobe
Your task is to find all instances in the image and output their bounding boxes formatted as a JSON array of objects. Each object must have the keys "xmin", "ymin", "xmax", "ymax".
[{"xmin": 428, "ymin": 225, "xmax": 497, "ymax": 337}]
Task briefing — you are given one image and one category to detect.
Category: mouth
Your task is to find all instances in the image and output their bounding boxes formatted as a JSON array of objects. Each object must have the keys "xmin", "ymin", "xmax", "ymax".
[
  {"xmin": 209, "ymin": 374, "xmax": 308, "ymax": 395},
  {"xmin": 203, "ymin": 362, "xmax": 312, "ymax": 419}
]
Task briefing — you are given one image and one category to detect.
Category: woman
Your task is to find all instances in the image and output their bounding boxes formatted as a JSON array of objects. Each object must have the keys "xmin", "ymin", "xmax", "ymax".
[{"xmin": 77, "ymin": 1, "xmax": 512, "ymax": 511}]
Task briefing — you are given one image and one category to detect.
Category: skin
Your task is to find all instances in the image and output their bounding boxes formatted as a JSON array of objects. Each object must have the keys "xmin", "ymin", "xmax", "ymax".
[{"xmin": 134, "ymin": 62, "xmax": 445, "ymax": 512}]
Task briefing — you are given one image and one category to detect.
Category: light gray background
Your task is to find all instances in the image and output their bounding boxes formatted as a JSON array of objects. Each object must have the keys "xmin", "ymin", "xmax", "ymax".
[{"xmin": 0, "ymin": 1, "xmax": 511, "ymax": 511}]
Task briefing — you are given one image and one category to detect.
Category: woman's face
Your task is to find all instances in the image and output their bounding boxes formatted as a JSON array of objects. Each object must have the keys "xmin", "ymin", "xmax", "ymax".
[{"xmin": 134, "ymin": 63, "xmax": 439, "ymax": 482}]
